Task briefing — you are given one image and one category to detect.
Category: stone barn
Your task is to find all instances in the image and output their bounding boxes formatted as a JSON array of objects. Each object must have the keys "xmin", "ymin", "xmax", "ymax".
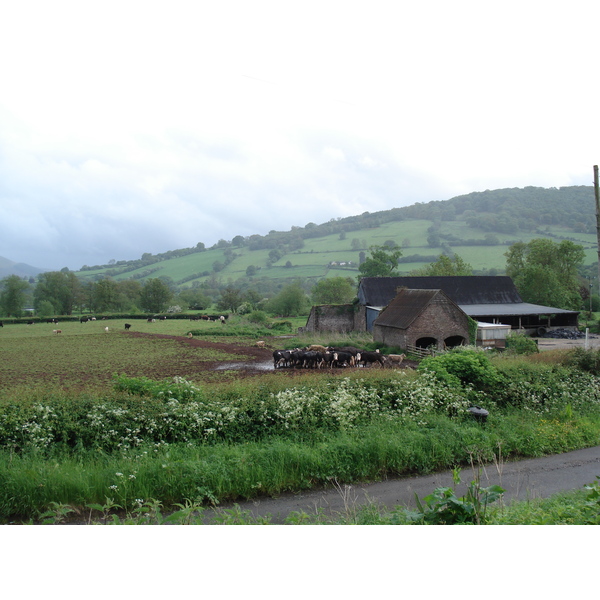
[
  {"xmin": 372, "ymin": 288, "xmax": 471, "ymax": 350},
  {"xmin": 302, "ymin": 304, "xmax": 361, "ymax": 333}
]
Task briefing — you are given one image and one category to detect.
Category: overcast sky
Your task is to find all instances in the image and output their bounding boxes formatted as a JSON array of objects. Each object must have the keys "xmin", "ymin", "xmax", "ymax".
[{"xmin": 1, "ymin": 1, "xmax": 599, "ymax": 271}]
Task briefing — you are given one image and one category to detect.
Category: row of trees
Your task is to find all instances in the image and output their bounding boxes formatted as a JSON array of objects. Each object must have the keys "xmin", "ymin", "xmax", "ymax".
[
  {"xmin": 0, "ymin": 269, "xmax": 357, "ymax": 319},
  {"xmin": 0, "ymin": 273, "xmax": 179, "ymax": 317}
]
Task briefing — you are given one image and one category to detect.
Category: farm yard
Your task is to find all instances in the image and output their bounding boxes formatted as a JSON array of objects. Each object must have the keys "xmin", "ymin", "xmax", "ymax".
[{"xmin": 1, "ymin": 316, "xmax": 600, "ymax": 524}]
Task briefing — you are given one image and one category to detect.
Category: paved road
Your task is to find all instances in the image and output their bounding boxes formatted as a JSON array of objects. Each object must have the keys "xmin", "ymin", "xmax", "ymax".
[{"xmin": 205, "ymin": 445, "xmax": 600, "ymax": 523}]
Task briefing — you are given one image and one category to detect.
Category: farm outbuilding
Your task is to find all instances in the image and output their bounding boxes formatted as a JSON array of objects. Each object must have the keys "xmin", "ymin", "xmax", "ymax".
[
  {"xmin": 358, "ymin": 276, "xmax": 579, "ymax": 335},
  {"xmin": 476, "ymin": 322, "xmax": 511, "ymax": 349},
  {"xmin": 372, "ymin": 288, "xmax": 471, "ymax": 350},
  {"xmin": 302, "ymin": 304, "xmax": 359, "ymax": 333}
]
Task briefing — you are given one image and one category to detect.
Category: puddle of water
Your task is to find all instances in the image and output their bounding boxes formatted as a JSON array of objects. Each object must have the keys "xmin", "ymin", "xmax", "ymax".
[{"xmin": 215, "ymin": 361, "xmax": 274, "ymax": 371}]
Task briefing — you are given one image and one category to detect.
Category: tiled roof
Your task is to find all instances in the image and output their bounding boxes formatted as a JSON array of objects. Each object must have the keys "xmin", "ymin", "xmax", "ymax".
[{"xmin": 375, "ymin": 288, "xmax": 464, "ymax": 329}]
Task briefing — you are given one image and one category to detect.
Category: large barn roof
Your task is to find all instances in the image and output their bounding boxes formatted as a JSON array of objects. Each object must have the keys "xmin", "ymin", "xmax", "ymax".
[{"xmin": 358, "ymin": 276, "xmax": 523, "ymax": 306}]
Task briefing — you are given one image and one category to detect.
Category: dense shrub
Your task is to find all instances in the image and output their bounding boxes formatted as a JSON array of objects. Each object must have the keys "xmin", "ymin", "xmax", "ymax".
[
  {"xmin": 0, "ymin": 371, "xmax": 469, "ymax": 453},
  {"xmin": 419, "ymin": 348, "xmax": 503, "ymax": 391},
  {"xmin": 493, "ymin": 362, "xmax": 600, "ymax": 411},
  {"xmin": 505, "ymin": 332, "xmax": 540, "ymax": 355},
  {"xmin": 566, "ymin": 347, "xmax": 600, "ymax": 375},
  {"xmin": 246, "ymin": 310, "xmax": 269, "ymax": 325}
]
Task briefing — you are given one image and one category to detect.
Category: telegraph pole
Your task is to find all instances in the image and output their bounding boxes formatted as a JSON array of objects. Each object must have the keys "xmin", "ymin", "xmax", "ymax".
[{"xmin": 596, "ymin": 165, "xmax": 600, "ymax": 290}]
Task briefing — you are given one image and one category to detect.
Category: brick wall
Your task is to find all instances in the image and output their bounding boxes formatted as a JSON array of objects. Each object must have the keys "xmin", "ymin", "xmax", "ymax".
[{"xmin": 374, "ymin": 296, "xmax": 470, "ymax": 348}]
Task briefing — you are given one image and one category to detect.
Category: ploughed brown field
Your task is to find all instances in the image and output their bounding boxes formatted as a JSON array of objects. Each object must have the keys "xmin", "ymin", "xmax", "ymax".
[{"xmin": 0, "ymin": 319, "xmax": 418, "ymax": 394}]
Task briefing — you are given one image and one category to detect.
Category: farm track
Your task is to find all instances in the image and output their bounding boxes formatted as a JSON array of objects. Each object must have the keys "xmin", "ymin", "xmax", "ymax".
[{"xmin": 201, "ymin": 445, "xmax": 600, "ymax": 524}]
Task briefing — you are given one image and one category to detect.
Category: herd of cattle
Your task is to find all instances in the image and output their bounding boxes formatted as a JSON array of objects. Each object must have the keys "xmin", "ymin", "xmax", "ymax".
[{"xmin": 271, "ymin": 344, "xmax": 406, "ymax": 370}]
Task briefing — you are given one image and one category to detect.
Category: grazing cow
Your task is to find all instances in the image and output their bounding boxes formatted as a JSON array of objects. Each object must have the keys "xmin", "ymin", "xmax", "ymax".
[
  {"xmin": 47, "ymin": 318, "xmax": 58, "ymax": 324},
  {"xmin": 358, "ymin": 351, "xmax": 386, "ymax": 368},
  {"xmin": 386, "ymin": 353, "xmax": 406, "ymax": 368},
  {"xmin": 147, "ymin": 318, "xmax": 156, "ymax": 323},
  {"xmin": 301, "ymin": 351, "xmax": 321, "ymax": 369},
  {"xmin": 0, "ymin": 321, "xmax": 3, "ymax": 327},
  {"xmin": 220, "ymin": 315, "xmax": 226, "ymax": 324},
  {"xmin": 289, "ymin": 349, "xmax": 307, "ymax": 368},
  {"xmin": 27, "ymin": 320, "xmax": 35, "ymax": 325},
  {"xmin": 53, "ymin": 329, "xmax": 62, "ymax": 334},
  {"xmin": 273, "ymin": 349, "xmax": 291, "ymax": 368},
  {"xmin": 80, "ymin": 317, "xmax": 89, "ymax": 323},
  {"xmin": 124, "ymin": 323, "xmax": 131, "ymax": 330},
  {"xmin": 306, "ymin": 344, "xmax": 329, "ymax": 353},
  {"xmin": 104, "ymin": 326, "xmax": 109, "ymax": 333},
  {"xmin": 321, "ymin": 351, "xmax": 335, "ymax": 369},
  {"xmin": 330, "ymin": 346, "xmax": 361, "ymax": 358},
  {"xmin": 332, "ymin": 351, "xmax": 355, "ymax": 368}
]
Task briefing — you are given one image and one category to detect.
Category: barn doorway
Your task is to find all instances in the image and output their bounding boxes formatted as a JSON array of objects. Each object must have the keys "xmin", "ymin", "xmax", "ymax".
[
  {"xmin": 415, "ymin": 336, "xmax": 437, "ymax": 350},
  {"xmin": 444, "ymin": 335, "xmax": 467, "ymax": 348}
]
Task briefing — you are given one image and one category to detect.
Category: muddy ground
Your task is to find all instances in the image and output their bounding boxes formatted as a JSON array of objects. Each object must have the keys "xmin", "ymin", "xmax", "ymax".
[
  {"xmin": 128, "ymin": 331, "xmax": 597, "ymax": 380},
  {"xmin": 127, "ymin": 332, "xmax": 421, "ymax": 379},
  {"xmin": 124, "ymin": 332, "xmax": 598, "ymax": 382}
]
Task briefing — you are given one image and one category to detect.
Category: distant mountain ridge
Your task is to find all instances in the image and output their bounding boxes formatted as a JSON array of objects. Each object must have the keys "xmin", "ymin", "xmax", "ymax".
[{"xmin": 0, "ymin": 256, "xmax": 44, "ymax": 279}]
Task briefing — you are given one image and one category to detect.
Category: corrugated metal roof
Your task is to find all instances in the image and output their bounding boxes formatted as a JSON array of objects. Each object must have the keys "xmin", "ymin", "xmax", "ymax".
[
  {"xmin": 358, "ymin": 276, "xmax": 523, "ymax": 306},
  {"xmin": 459, "ymin": 303, "xmax": 578, "ymax": 316}
]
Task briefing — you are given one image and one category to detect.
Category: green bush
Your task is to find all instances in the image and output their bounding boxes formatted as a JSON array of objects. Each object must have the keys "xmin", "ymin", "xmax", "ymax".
[
  {"xmin": 419, "ymin": 348, "xmax": 503, "ymax": 391},
  {"xmin": 566, "ymin": 347, "xmax": 600, "ymax": 375},
  {"xmin": 246, "ymin": 310, "xmax": 269, "ymax": 325},
  {"xmin": 505, "ymin": 332, "xmax": 539, "ymax": 355}
]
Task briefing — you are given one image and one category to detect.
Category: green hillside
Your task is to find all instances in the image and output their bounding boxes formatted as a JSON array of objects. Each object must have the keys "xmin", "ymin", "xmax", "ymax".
[{"xmin": 75, "ymin": 185, "xmax": 599, "ymax": 290}]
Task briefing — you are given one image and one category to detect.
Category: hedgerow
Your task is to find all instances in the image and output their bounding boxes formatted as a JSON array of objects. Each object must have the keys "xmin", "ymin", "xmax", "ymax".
[{"xmin": 3, "ymin": 350, "xmax": 600, "ymax": 454}]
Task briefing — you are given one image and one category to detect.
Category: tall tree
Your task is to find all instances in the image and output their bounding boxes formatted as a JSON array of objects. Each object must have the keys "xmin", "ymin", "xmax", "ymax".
[
  {"xmin": 91, "ymin": 278, "xmax": 118, "ymax": 312},
  {"xmin": 178, "ymin": 288, "xmax": 211, "ymax": 311},
  {"xmin": 115, "ymin": 280, "xmax": 143, "ymax": 311},
  {"xmin": 139, "ymin": 278, "xmax": 173, "ymax": 313},
  {"xmin": 217, "ymin": 286, "xmax": 244, "ymax": 313},
  {"xmin": 410, "ymin": 254, "xmax": 473, "ymax": 276},
  {"xmin": 34, "ymin": 271, "xmax": 81, "ymax": 315},
  {"xmin": 266, "ymin": 281, "xmax": 309, "ymax": 317},
  {"xmin": 312, "ymin": 277, "xmax": 356, "ymax": 304},
  {"xmin": 0, "ymin": 275, "xmax": 30, "ymax": 317},
  {"xmin": 505, "ymin": 239, "xmax": 585, "ymax": 309},
  {"xmin": 358, "ymin": 245, "xmax": 402, "ymax": 279}
]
